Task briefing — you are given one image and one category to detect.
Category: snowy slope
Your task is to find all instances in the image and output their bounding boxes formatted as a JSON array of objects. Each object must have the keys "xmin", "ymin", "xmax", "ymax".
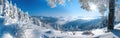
[
  {"xmin": 0, "ymin": 0, "xmax": 120, "ymax": 38},
  {"xmin": 31, "ymin": 16, "xmax": 120, "ymax": 38},
  {"xmin": 114, "ymin": 23, "xmax": 120, "ymax": 30}
]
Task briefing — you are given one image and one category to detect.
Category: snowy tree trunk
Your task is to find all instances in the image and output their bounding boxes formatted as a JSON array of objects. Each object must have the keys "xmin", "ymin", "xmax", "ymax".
[{"xmin": 108, "ymin": 0, "xmax": 115, "ymax": 30}]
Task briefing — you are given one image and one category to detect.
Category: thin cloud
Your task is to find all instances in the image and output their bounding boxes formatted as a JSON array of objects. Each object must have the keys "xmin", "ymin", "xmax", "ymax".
[{"xmin": 47, "ymin": 0, "xmax": 66, "ymax": 8}]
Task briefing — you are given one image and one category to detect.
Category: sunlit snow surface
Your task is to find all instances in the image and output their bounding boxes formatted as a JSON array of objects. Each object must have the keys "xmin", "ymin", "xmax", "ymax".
[
  {"xmin": 115, "ymin": 23, "xmax": 120, "ymax": 30},
  {"xmin": 0, "ymin": 0, "xmax": 120, "ymax": 38},
  {"xmin": 2, "ymin": 33, "xmax": 13, "ymax": 38}
]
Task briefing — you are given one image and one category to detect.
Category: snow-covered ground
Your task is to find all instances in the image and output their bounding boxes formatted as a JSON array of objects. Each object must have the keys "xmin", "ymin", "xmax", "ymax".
[
  {"xmin": 19, "ymin": 22, "xmax": 120, "ymax": 38},
  {"xmin": 2, "ymin": 33, "xmax": 13, "ymax": 38},
  {"xmin": 38, "ymin": 24, "xmax": 120, "ymax": 38},
  {"xmin": 0, "ymin": 0, "xmax": 120, "ymax": 38},
  {"xmin": 28, "ymin": 27, "xmax": 120, "ymax": 38},
  {"xmin": 115, "ymin": 23, "xmax": 120, "ymax": 30}
]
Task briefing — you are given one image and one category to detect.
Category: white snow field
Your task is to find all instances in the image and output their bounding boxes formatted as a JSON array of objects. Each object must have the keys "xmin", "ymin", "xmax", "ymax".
[
  {"xmin": 2, "ymin": 33, "xmax": 13, "ymax": 38},
  {"xmin": 21, "ymin": 24, "xmax": 120, "ymax": 38},
  {"xmin": 0, "ymin": 0, "xmax": 120, "ymax": 38}
]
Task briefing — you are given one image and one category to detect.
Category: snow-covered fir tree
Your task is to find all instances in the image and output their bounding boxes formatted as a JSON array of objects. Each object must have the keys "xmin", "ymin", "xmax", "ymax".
[{"xmin": 0, "ymin": 0, "xmax": 42, "ymax": 38}]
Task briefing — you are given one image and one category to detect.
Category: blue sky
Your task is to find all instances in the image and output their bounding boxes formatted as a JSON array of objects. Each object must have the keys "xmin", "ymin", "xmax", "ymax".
[{"xmin": 8, "ymin": 0, "xmax": 116, "ymax": 18}]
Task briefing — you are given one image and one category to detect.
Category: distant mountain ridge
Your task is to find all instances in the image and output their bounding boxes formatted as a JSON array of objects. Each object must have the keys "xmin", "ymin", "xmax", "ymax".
[{"xmin": 33, "ymin": 16, "xmax": 108, "ymax": 31}]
